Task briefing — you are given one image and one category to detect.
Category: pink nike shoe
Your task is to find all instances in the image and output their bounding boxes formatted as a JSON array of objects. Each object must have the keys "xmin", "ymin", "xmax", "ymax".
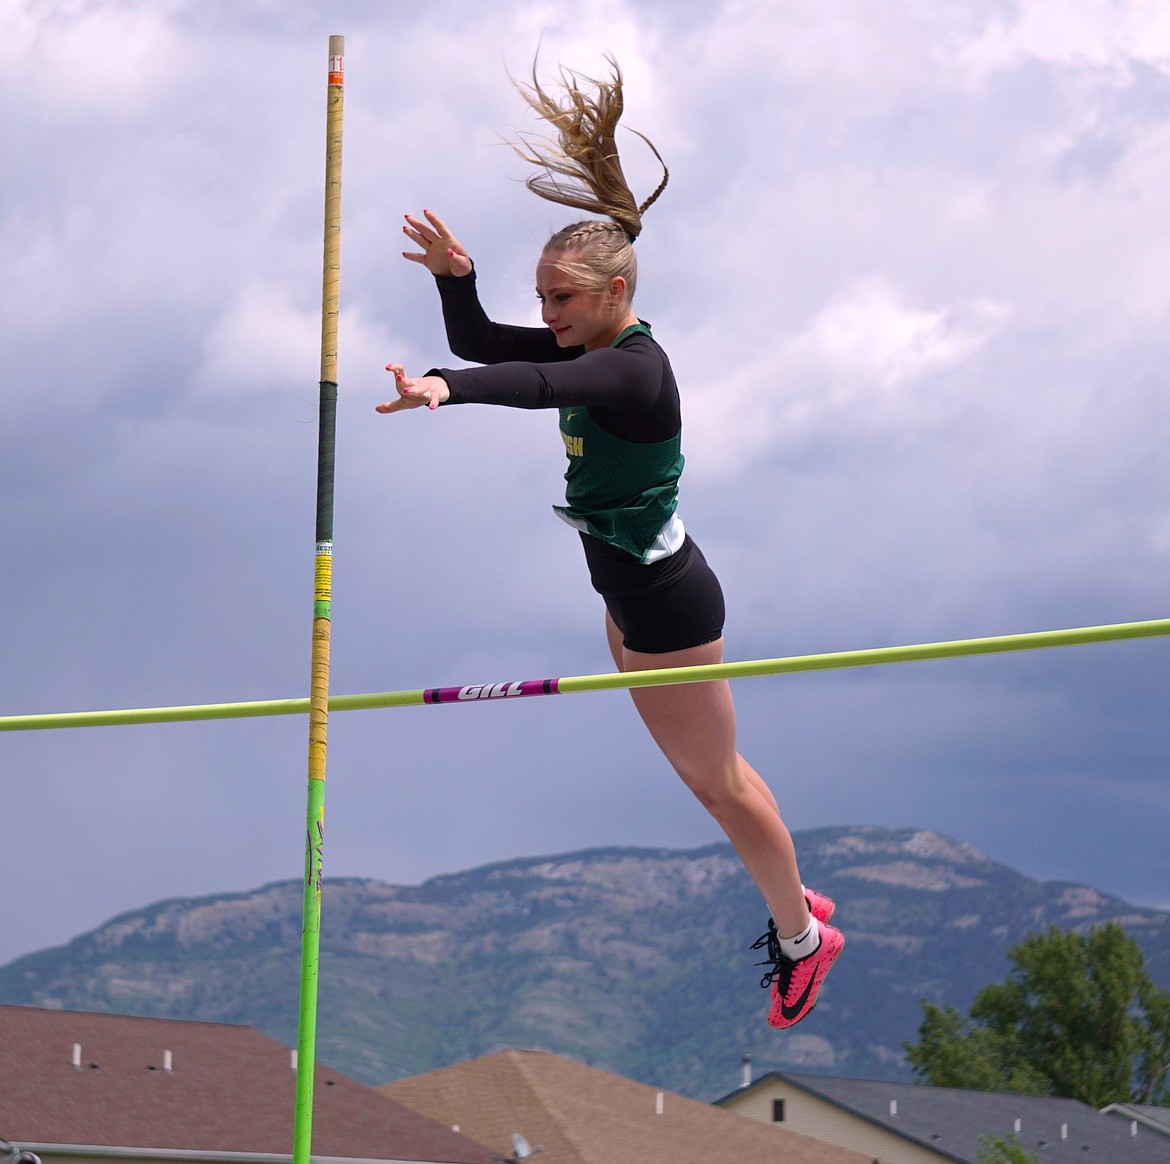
[
  {"xmin": 751, "ymin": 917, "xmax": 845, "ymax": 1029},
  {"xmin": 804, "ymin": 887, "xmax": 835, "ymax": 924}
]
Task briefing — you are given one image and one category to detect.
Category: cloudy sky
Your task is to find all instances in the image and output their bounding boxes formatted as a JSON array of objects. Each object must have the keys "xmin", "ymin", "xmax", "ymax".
[{"xmin": 3, "ymin": 0, "xmax": 1169, "ymax": 967}]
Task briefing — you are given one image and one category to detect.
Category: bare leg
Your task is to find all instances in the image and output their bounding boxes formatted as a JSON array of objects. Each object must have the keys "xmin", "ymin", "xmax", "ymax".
[
  {"xmin": 605, "ymin": 612, "xmax": 809, "ymax": 937},
  {"xmin": 605, "ymin": 616, "xmax": 782, "ymax": 818}
]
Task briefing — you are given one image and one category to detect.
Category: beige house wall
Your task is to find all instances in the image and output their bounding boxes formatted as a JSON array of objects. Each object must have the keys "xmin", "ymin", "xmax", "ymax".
[{"xmin": 722, "ymin": 1081, "xmax": 953, "ymax": 1164}]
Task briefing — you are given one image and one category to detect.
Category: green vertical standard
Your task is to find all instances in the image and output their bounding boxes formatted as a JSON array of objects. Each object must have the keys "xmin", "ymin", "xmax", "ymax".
[{"xmin": 293, "ymin": 34, "xmax": 344, "ymax": 1164}]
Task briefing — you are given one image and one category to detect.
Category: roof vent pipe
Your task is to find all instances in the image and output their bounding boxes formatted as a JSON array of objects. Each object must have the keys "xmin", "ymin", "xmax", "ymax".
[
  {"xmin": 163, "ymin": 1050, "xmax": 173, "ymax": 1073},
  {"xmin": 1014, "ymin": 1119, "xmax": 1022, "ymax": 1133},
  {"xmin": 889, "ymin": 1100, "xmax": 897, "ymax": 1117},
  {"xmin": 741, "ymin": 1054, "xmax": 752, "ymax": 1088},
  {"xmin": 1132, "ymin": 1121, "xmax": 1138, "ymax": 1138},
  {"xmin": 656, "ymin": 1091, "xmax": 664, "ymax": 1118},
  {"xmin": 72, "ymin": 1043, "xmax": 82, "ymax": 1069},
  {"xmin": 1061, "ymin": 1123, "xmax": 1068, "ymax": 1141},
  {"xmin": 290, "ymin": 1049, "xmax": 298, "ymax": 1071}
]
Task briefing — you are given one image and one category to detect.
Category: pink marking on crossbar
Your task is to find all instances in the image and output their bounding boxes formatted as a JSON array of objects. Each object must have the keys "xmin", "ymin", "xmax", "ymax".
[{"xmin": 422, "ymin": 678, "xmax": 560, "ymax": 705}]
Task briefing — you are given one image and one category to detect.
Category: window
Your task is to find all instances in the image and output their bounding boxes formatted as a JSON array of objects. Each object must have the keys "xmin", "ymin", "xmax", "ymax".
[{"xmin": 772, "ymin": 1099, "xmax": 786, "ymax": 1122}]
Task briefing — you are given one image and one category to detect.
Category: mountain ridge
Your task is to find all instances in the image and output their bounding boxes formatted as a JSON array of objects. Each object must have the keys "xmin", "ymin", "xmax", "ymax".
[{"xmin": 4, "ymin": 825, "xmax": 1167, "ymax": 1100}]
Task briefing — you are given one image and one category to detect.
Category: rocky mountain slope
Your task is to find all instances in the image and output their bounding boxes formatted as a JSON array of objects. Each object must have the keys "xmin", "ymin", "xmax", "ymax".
[{"xmin": 3, "ymin": 825, "xmax": 1167, "ymax": 1100}]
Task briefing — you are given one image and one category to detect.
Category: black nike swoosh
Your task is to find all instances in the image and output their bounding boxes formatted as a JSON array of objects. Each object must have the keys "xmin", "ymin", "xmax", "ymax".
[{"xmin": 780, "ymin": 973, "xmax": 818, "ymax": 1022}]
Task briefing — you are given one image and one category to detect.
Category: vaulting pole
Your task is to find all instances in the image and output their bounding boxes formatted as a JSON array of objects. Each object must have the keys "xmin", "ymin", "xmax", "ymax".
[{"xmin": 292, "ymin": 34, "xmax": 344, "ymax": 1164}]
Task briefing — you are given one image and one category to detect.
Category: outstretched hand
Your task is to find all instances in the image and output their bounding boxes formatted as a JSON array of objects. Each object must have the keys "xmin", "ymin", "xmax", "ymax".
[
  {"xmin": 376, "ymin": 364, "xmax": 451, "ymax": 414},
  {"xmin": 402, "ymin": 209, "xmax": 472, "ymax": 277}
]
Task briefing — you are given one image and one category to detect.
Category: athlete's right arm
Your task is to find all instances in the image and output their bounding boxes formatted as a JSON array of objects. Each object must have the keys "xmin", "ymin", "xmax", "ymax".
[
  {"xmin": 434, "ymin": 272, "xmax": 572, "ymax": 365},
  {"xmin": 401, "ymin": 208, "xmax": 578, "ymax": 366}
]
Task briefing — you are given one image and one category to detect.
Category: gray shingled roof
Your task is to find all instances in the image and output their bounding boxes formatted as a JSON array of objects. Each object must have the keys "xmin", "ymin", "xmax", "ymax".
[
  {"xmin": 1102, "ymin": 1103, "xmax": 1170, "ymax": 1136},
  {"xmin": 0, "ymin": 1004, "xmax": 493, "ymax": 1164},
  {"xmin": 725, "ymin": 1071, "xmax": 1170, "ymax": 1163}
]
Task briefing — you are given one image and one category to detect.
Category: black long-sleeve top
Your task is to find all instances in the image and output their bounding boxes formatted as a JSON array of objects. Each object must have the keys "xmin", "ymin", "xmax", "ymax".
[{"xmin": 428, "ymin": 271, "xmax": 681, "ymax": 444}]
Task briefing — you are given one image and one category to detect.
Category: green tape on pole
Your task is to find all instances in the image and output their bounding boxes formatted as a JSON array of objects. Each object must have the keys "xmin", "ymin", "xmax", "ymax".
[
  {"xmin": 316, "ymin": 382, "xmax": 338, "ymax": 545},
  {"xmin": 293, "ymin": 776, "xmax": 326, "ymax": 1164}
]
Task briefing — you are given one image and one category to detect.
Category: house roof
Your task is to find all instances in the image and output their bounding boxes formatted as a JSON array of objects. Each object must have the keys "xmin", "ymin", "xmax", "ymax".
[
  {"xmin": 0, "ymin": 1005, "xmax": 492, "ymax": 1164},
  {"xmin": 716, "ymin": 1070, "xmax": 1170, "ymax": 1164},
  {"xmin": 379, "ymin": 1048, "xmax": 873, "ymax": 1164},
  {"xmin": 1101, "ymin": 1103, "xmax": 1170, "ymax": 1136}
]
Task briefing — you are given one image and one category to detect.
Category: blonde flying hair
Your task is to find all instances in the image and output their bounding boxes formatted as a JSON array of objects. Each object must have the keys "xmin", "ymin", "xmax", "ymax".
[{"xmin": 510, "ymin": 55, "xmax": 669, "ymax": 298}]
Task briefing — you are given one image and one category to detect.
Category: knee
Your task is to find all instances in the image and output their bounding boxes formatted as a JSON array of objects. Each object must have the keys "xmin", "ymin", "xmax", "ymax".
[{"xmin": 677, "ymin": 764, "xmax": 750, "ymax": 817}]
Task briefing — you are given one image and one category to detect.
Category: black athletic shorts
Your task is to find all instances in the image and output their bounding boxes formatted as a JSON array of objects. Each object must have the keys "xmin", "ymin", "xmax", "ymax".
[{"xmin": 579, "ymin": 531, "xmax": 725, "ymax": 654}]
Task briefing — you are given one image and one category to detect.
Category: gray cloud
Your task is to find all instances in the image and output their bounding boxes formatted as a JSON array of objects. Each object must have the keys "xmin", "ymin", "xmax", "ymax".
[{"xmin": 3, "ymin": 0, "xmax": 1169, "ymax": 965}]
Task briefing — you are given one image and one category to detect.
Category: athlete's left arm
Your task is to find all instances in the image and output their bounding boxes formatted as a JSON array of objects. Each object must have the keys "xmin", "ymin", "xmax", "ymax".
[
  {"xmin": 376, "ymin": 364, "xmax": 450, "ymax": 413},
  {"xmin": 428, "ymin": 344, "xmax": 663, "ymax": 412}
]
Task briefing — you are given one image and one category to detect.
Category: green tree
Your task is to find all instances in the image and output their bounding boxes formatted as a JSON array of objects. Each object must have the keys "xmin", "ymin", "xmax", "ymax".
[
  {"xmin": 905, "ymin": 923, "xmax": 1170, "ymax": 1106},
  {"xmin": 977, "ymin": 1134, "xmax": 1040, "ymax": 1164}
]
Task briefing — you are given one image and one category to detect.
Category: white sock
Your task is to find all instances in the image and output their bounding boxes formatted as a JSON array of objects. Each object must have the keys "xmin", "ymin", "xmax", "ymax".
[{"xmin": 779, "ymin": 916, "xmax": 820, "ymax": 961}]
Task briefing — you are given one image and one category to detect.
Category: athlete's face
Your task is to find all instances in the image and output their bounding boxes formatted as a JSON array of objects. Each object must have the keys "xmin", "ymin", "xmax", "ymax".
[{"xmin": 536, "ymin": 254, "xmax": 628, "ymax": 351}]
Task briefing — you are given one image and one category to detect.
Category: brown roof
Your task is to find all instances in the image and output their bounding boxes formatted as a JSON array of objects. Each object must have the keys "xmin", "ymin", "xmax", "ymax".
[
  {"xmin": 380, "ymin": 1048, "xmax": 874, "ymax": 1164},
  {"xmin": 0, "ymin": 1004, "xmax": 492, "ymax": 1164}
]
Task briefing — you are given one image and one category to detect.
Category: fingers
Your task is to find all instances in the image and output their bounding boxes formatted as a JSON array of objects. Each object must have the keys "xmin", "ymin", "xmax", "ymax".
[
  {"xmin": 401, "ymin": 245, "xmax": 471, "ymax": 274},
  {"xmin": 402, "ymin": 216, "xmax": 428, "ymax": 247},
  {"xmin": 403, "ymin": 210, "xmax": 443, "ymax": 249},
  {"xmin": 378, "ymin": 364, "xmax": 442, "ymax": 413},
  {"xmin": 422, "ymin": 208, "xmax": 452, "ymax": 237},
  {"xmin": 378, "ymin": 363, "xmax": 415, "ymax": 413},
  {"xmin": 387, "ymin": 363, "xmax": 416, "ymax": 394},
  {"xmin": 401, "ymin": 209, "xmax": 472, "ymax": 277},
  {"xmin": 401, "ymin": 214, "xmax": 438, "ymax": 268},
  {"xmin": 401, "ymin": 217, "xmax": 431, "ymax": 266}
]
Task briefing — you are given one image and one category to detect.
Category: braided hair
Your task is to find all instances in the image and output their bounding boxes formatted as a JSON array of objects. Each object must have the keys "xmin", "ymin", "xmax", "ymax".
[{"xmin": 511, "ymin": 55, "xmax": 669, "ymax": 299}]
